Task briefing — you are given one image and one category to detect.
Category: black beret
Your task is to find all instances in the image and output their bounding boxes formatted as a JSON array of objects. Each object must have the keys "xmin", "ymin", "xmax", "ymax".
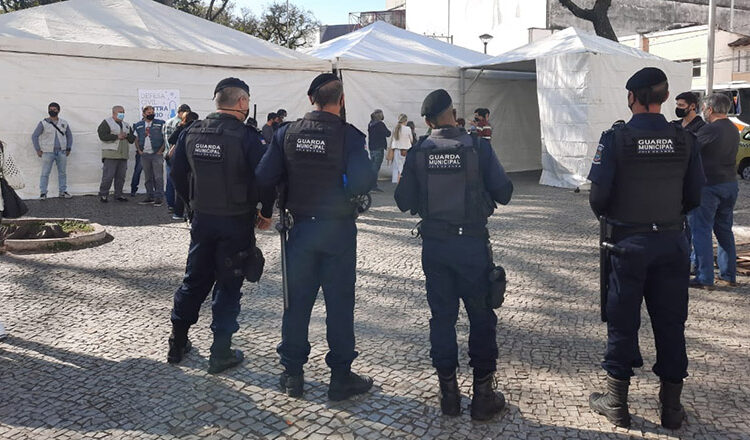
[
  {"xmin": 307, "ymin": 73, "xmax": 340, "ymax": 96},
  {"xmin": 626, "ymin": 67, "xmax": 668, "ymax": 92},
  {"xmin": 421, "ymin": 89, "xmax": 453, "ymax": 118},
  {"xmin": 177, "ymin": 104, "xmax": 191, "ymax": 112},
  {"xmin": 214, "ymin": 77, "xmax": 249, "ymax": 96}
]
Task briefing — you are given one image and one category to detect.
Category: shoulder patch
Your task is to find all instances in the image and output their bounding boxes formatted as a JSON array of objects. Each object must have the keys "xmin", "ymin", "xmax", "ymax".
[{"xmin": 592, "ymin": 144, "xmax": 605, "ymax": 164}]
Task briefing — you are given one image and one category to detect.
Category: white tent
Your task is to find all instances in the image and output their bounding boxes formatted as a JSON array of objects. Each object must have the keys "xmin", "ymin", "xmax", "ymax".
[
  {"xmin": 465, "ymin": 28, "xmax": 693, "ymax": 188},
  {"xmin": 0, "ymin": 0, "xmax": 330, "ymax": 198},
  {"xmin": 305, "ymin": 21, "xmax": 540, "ymax": 174}
]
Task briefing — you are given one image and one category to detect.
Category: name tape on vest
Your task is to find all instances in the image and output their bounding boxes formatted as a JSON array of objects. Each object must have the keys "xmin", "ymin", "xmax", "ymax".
[
  {"xmin": 428, "ymin": 153, "xmax": 463, "ymax": 170},
  {"xmin": 194, "ymin": 143, "xmax": 223, "ymax": 161},
  {"xmin": 636, "ymin": 138, "xmax": 674, "ymax": 154},
  {"xmin": 296, "ymin": 137, "xmax": 327, "ymax": 154}
]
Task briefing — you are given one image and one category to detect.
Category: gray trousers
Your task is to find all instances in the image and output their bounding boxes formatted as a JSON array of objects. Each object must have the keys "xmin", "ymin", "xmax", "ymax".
[
  {"xmin": 141, "ymin": 153, "xmax": 164, "ymax": 200},
  {"xmin": 99, "ymin": 159, "xmax": 128, "ymax": 198}
]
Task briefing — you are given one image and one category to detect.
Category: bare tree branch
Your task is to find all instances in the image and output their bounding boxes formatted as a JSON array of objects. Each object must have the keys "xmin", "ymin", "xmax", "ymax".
[
  {"xmin": 558, "ymin": 0, "xmax": 593, "ymax": 21},
  {"xmin": 208, "ymin": 0, "xmax": 228, "ymax": 21},
  {"xmin": 558, "ymin": 0, "xmax": 617, "ymax": 41}
]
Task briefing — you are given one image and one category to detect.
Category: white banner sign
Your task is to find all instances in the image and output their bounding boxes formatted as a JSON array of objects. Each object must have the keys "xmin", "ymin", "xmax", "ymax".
[{"xmin": 137, "ymin": 89, "xmax": 180, "ymax": 121}]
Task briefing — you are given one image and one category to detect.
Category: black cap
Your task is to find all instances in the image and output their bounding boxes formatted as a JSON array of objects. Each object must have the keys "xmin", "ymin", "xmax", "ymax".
[
  {"xmin": 307, "ymin": 73, "xmax": 339, "ymax": 96},
  {"xmin": 177, "ymin": 104, "xmax": 191, "ymax": 112},
  {"xmin": 48, "ymin": 102, "xmax": 60, "ymax": 110},
  {"xmin": 213, "ymin": 77, "xmax": 249, "ymax": 96},
  {"xmin": 626, "ymin": 67, "xmax": 668, "ymax": 92},
  {"xmin": 421, "ymin": 89, "xmax": 453, "ymax": 118}
]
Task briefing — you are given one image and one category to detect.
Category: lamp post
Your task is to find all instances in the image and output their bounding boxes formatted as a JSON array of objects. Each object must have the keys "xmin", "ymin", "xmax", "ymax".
[{"xmin": 479, "ymin": 33, "xmax": 493, "ymax": 54}]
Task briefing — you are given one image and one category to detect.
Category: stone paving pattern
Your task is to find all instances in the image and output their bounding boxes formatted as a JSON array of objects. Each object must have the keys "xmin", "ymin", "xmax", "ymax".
[{"xmin": 1, "ymin": 171, "xmax": 749, "ymax": 440}]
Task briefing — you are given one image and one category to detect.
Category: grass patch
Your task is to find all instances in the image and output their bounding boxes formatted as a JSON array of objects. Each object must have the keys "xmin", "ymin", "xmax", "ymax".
[{"xmin": 60, "ymin": 221, "xmax": 94, "ymax": 234}]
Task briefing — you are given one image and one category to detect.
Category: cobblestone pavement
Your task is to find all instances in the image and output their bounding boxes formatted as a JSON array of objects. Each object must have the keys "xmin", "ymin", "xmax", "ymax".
[{"xmin": 1, "ymin": 171, "xmax": 749, "ymax": 440}]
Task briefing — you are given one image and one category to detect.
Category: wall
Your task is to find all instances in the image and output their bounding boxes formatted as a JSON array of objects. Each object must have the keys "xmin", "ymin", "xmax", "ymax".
[{"xmin": 404, "ymin": 0, "xmax": 548, "ymax": 55}]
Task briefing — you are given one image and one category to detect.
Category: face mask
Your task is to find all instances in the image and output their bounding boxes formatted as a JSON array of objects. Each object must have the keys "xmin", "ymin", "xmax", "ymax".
[
  {"xmin": 48, "ymin": 110, "xmax": 59, "ymax": 117},
  {"xmin": 116, "ymin": 112, "xmax": 125, "ymax": 121},
  {"xmin": 675, "ymin": 107, "xmax": 688, "ymax": 118},
  {"xmin": 145, "ymin": 114, "xmax": 155, "ymax": 121}
]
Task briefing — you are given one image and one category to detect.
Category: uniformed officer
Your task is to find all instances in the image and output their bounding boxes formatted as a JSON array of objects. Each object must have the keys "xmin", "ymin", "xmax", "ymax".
[
  {"xmin": 167, "ymin": 77, "xmax": 275, "ymax": 374},
  {"xmin": 587, "ymin": 68, "xmax": 704, "ymax": 429},
  {"xmin": 255, "ymin": 73, "xmax": 376, "ymax": 401},
  {"xmin": 394, "ymin": 89, "xmax": 513, "ymax": 421}
]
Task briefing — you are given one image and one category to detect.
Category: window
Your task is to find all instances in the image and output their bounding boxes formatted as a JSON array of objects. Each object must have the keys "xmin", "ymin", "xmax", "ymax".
[{"xmin": 692, "ymin": 59, "xmax": 701, "ymax": 77}]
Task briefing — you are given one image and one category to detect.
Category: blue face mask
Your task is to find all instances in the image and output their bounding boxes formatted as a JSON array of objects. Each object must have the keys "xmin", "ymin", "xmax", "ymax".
[{"xmin": 116, "ymin": 112, "xmax": 125, "ymax": 121}]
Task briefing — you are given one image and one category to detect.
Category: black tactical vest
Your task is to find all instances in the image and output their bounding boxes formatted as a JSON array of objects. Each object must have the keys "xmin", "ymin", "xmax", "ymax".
[
  {"xmin": 608, "ymin": 123, "xmax": 692, "ymax": 224},
  {"xmin": 415, "ymin": 129, "xmax": 494, "ymax": 224},
  {"xmin": 185, "ymin": 116, "xmax": 255, "ymax": 216},
  {"xmin": 283, "ymin": 113, "xmax": 351, "ymax": 218}
]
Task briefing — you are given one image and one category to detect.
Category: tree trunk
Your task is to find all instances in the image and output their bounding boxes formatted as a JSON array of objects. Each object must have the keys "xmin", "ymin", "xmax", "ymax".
[{"xmin": 559, "ymin": 0, "xmax": 617, "ymax": 42}]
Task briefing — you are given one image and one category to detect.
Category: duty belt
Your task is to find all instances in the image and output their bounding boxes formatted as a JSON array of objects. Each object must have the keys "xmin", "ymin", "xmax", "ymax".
[
  {"xmin": 417, "ymin": 221, "xmax": 489, "ymax": 238},
  {"xmin": 611, "ymin": 219, "xmax": 685, "ymax": 241}
]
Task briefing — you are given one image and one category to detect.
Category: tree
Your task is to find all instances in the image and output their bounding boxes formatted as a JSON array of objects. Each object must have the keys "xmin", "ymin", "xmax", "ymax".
[
  {"xmin": 250, "ymin": 2, "xmax": 320, "ymax": 49},
  {"xmin": 558, "ymin": 0, "xmax": 617, "ymax": 41},
  {"xmin": 0, "ymin": 0, "xmax": 62, "ymax": 13}
]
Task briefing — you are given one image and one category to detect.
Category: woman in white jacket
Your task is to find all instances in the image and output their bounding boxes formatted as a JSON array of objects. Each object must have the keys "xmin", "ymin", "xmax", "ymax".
[
  {"xmin": 0, "ymin": 139, "xmax": 25, "ymax": 341},
  {"xmin": 390, "ymin": 114, "xmax": 412, "ymax": 183}
]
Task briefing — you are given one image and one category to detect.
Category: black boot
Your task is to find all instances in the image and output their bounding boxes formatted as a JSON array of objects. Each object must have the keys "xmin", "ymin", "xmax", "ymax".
[
  {"xmin": 437, "ymin": 370, "xmax": 461, "ymax": 416},
  {"xmin": 589, "ymin": 375, "xmax": 631, "ymax": 428},
  {"xmin": 207, "ymin": 335, "xmax": 244, "ymax": 374},
  {"xmin": 328, "ymin": 370, "xmax": 374, "ymax": 401},
  {"xmin": 470, "ymin": 373, "xmax": 506, "ymax": 421},
  {"xmin": 167, "ymin": 323, "xmax": 191, "ymax": 364},
  {"xmin": 659, "ymin": 380, "xmax": 685, "ymax": 430},
  {"xmin": 279, "ymin": 371, "xmax": 304, "ymax": 398}
]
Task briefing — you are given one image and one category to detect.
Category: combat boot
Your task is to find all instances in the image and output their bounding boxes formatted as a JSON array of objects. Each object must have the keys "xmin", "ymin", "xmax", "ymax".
[
  {"xmin": 589, "ymin": 375, "xmax": 631, "ymax": 428},
  {"xmin": 166, "ymin": 323, "xmax": 191, "ymax": 364},
  {"xmin": 207, "ymin": 334, "xmax": 244, "ymax": 374},
  {"xmin": 279, "ymin": 371, "xmax": 304, "ymax": 398},
  {"xmin": 437, "ymin": 370, "xmax": 461, "ymax": 416},
  {"xmin": 470, "ymin": 372, "xmax": 506, "ymax": 421},
  {"xmin": 327, "ymin": 370, "xmax": 374, "ymax": 401},
  {"xmin": 659, "ymin": 380, "xmax": 686, "ymax": 430}
]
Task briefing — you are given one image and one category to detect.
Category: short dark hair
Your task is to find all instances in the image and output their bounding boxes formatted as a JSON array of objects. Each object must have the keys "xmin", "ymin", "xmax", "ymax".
[
  {"xmin": 267, "ymin": 112, "xmax": 277, "ymax": 121},
  {"xmin": 457, "ymin": 118, "xmax": 466, "ymax": 127},
  {"xmin": 675, "ymin": 91, "xmax": 699, "ymax": 107},
  {"xmin": 312, "ymin": 80, "xmax": 343, "ymax": 107},
  {"xmin": 178, "ymin": 104, "xmax": 191, "ymax": 113},
  {"xmin": 48, "ymin": 102, "xmax": 60, "ymax": 110},
  {"xmin": 276, "ymin": 109, "xmax": 287, "ymax": 117},
  {"xmin": 632, "ymin": 80, "xmax": 670, "ymax": 107},
  {"xmin": 474, "ymin": 108, "xmax": 489, "ymax": 118}
]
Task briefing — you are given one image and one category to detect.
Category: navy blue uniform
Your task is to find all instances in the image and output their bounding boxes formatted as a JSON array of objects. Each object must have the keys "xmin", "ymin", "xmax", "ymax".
[
  {"xmin": 394, "ymin": 128, "xmax": 513, "ymax": 373},
  {"xmin": 169, "ymin": 113, "xmax": 274, "ymax": 350},
  {"xmin": 588, "ymin": 113, "xmax": 704, "ymax": 382},
  {"xmin": 255, "ymin": 111, "xmax": 373, "ymax": 375}
]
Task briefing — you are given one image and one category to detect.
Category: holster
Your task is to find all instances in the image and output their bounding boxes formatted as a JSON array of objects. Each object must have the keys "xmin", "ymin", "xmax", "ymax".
[
  {"xmin": 240, "ymin": 245, "xmax": 265, "ymax": 283},
  {"xmin": 487, "ymin": 265, "xmax": 507, "ymax": 309}
]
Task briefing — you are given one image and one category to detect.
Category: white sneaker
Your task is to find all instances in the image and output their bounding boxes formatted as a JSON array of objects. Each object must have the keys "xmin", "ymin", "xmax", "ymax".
[
  {"xmin": 0, "ymin": 322, "xmax": 7, "ymax": 341},
  {"xmin": 59, "ymin": 192, "xmax": 73, "ymax": 199}
]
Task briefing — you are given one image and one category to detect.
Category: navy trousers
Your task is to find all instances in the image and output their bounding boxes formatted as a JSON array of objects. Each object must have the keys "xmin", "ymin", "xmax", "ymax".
[
  {"xmin": 171, "ymin": 212, "xmax": 255, "ymax": 353},
  {"xmin": 130, "ymin": 153, "xmax": 142, "ymax": 195},
  {"xmin": 277, "ymin": 218, "xmax": 358, "ymax": 375},
  {"xmin": 422, "ymin": 235, "xmax": 498, "ymax": 372},
  {"xmin": 603, "ymin": 231, "xmax": 690, "ymax": 383}
]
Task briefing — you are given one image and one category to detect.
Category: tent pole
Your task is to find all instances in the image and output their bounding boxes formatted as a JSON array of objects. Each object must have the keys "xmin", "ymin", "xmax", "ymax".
[
  {"xmin": 707, "ymin": 0, "xmax": 717, "ymax": 95},
  {"xmin": 460, "ymin": 68, "xmax": 466, "ymax": 118}
]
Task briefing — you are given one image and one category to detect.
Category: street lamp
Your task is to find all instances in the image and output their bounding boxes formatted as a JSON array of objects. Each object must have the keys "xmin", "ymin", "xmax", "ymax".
[{"xmin": 479, "ymin": 33, "xmax": 493, "ymax": 54}]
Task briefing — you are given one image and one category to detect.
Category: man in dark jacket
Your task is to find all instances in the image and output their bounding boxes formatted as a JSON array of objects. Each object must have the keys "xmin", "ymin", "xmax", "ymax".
[
  {"xmin": 690, "ymin": 93, "xmax": 740, "ymax": 288},
  {"xmin": 367, "ymin": 109, "xmax": 390, "ymax": 192},
  {"xmin": 674, "ymin": 91, "xmax": 705, "ymax": 135}
]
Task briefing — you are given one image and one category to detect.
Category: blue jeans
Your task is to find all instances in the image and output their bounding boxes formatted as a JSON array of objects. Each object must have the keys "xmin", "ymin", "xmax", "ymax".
[
  {"xmin": 131, "ymin": 154, "xmax": 142, "ymax": 195},
  {"xmin": 165, "ymin": 162, "xmax": 175, "ymax": 208},
  {"xmin": 690, "ymin": 181, "xmax": 739, "ymax": 284},
  {"xmin": 39, "ymin": 151, "xmax": 68, "ymax": 195},
  {"xmin": 369, "ymin": 149, "xmax": 385, "ymax": 189}
]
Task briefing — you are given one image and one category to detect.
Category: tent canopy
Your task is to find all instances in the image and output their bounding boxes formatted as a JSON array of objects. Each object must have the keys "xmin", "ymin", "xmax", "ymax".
[
  {"xmin": 305, "ymin": 21, "xmax": 491, "ymax": 67},
  {"xmin": 468, "ymin": 27, "xmax": 665, "ymax": 72}
]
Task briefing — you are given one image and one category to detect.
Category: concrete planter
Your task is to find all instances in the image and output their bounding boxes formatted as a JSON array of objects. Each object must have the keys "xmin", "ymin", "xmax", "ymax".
[{"xmin": 1, "ymin": 217, "xmax": 107, "ymax": 253}]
